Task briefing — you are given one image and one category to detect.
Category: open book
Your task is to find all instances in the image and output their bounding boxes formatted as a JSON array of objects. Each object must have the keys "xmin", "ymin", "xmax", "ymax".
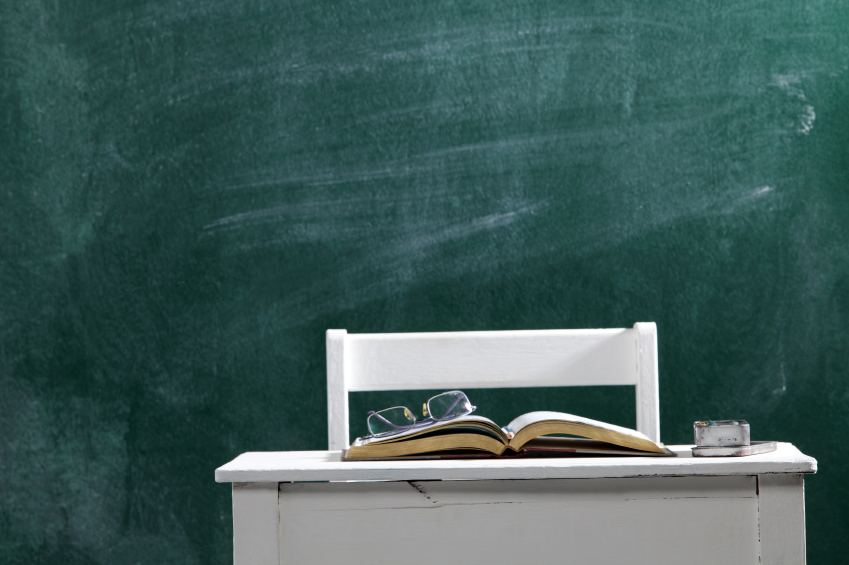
[{"xmin": 344, "ymin": 411, "xmax": 675, "ymax": 460}]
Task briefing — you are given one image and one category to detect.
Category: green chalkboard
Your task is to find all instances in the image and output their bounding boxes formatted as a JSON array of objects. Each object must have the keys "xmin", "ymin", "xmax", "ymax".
[{"xmin": 2, "ymin": 0, "xmax": 848, "ymax": 563}]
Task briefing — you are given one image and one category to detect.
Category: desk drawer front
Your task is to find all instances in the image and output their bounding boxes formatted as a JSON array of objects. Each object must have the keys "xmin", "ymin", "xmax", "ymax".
[{"xmin": 277, "ymin": 475, "xmax": 759, "ymax": 565}]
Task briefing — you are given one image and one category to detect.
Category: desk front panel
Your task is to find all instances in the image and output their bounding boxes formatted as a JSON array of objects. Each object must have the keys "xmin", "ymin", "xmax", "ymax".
[{"xmin": 277, "ymin": 475, "xmax": 759, "ymax": 565}]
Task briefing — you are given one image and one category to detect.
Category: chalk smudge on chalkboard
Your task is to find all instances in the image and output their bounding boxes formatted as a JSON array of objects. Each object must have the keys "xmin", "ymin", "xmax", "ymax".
[
  {"xmin": 713, "ymin": 186, "xmax": 775, "ymax": 216},
  {"xmin": 667, "ymin": 185, "xmax": 777, "ymax": 222},
  {"xmin": 203, "ymin": 183, "xmax": 484, "ymax": 233},
  {"xmin": 741, "ymin": 185, "xmax": 773, "ymax": 202},
  {"xmin": 227, "ymin": 198, "xmax": 543, "ymax": 254},
  {"xmin": 395, "ymin": 202, "xmax": 546, "ymax": 252},
  {"xmin": 681, "ymin": 185, "xmax": 776, "ymax": 220},
  {"xmin": 537, "ymin": 183, "xmax": 780, "ymax": 263},
  {"xmin": 798, "ymin": 105, "xmax": 816, "ymax": 135},
  {"xmin": 245, "ymin": 201, "xmax": 547, "ymax": 330},
  {"xmin": 202, "ymin": 197, "xmax": 378, "ymax": 231},
  {"xmin": 771, "ymin": 73, "xmax": 816, "ymax": 135},
  {"xmin": 420, "ymin": 134, "xmax": 563, "ymax": 160},
  {"xmin": 217, "ymin": 168, "xmax": 411, "ymax": 193},
  {"xmin": 774, "ymin": 362, "xmax": 787, "ymax": 395}
]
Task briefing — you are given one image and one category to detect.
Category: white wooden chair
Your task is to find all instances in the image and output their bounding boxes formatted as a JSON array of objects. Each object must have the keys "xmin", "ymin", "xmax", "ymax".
[{"xmin": 326, "ymin": 323, "xmax": 660, "ymax": 450}]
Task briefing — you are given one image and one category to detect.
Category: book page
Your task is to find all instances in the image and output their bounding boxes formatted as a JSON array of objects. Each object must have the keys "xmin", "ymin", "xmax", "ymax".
[
  {"xmin": 506, "ymin": 411, "xmax": 652, "ymax": 442},
  {"xmin": 521, "ymin": 437, "xmax": 674, "ymax": 457},
  {"xmin": 506, "ymin": 411, "xmax": 665, "ymax": 453}
]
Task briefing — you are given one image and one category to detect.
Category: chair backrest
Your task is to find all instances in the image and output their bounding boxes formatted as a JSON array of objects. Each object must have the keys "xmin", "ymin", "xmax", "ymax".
[{"xmin": 326, "ymin": 323, "xmax": 660, "ymax": 450}]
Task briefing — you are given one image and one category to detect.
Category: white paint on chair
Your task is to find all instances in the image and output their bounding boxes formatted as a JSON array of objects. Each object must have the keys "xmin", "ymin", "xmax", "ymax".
[
  {"xmin": 326, "ymin": 329, "xmax": 348, "ymax": 451},
  {"xmin": 346, "ymin": 328, "xmax": 639, "ymax": 390},
  {"xmin": 635, "ymin": 322, "xmax": 660, "ymax": 442}
]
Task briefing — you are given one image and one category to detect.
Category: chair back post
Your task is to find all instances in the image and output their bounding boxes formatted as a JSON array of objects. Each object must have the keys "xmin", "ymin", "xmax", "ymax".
[
  {"xmin": 326, "ymin": 329, "xmax": 348, "ymax": 451},
  {"xmin": 634, "ymin": 322, "xmax": 660, "ymax": 443}
]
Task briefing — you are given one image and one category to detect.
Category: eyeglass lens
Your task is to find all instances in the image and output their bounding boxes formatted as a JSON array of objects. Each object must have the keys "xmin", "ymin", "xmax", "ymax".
[
  {"xmin": 367, "ymin": 406, "xmax": 416, "ymax": 436},
  {"xmin": 426, "ymin": 391, "xmax": 472, "ymax": 421}
]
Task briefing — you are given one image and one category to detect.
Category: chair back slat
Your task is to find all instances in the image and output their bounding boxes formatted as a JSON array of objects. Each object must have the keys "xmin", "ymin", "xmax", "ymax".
[{"xmin": 346, "ymin": 329, "xmax": 638, "ymax": 391}]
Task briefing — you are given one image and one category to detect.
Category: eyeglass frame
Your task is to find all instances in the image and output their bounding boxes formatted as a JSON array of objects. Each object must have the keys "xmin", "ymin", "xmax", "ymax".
[{"xmin": 362, "ymin": 390, "xmax": 477, "ymax": 440}]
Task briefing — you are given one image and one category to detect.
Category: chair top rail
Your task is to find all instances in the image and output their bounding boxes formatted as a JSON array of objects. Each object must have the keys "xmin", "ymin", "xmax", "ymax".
[
  {"xmin": 344, "ymin": 328, "xmax": 639, "ymax": 391},
  {"xmin": 346, "ymin": 328, "xmax": 628, "ymax": 340}
]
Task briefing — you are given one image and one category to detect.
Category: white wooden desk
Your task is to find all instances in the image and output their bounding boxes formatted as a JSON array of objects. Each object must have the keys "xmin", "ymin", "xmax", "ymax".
[{"xmin": 216, "ymin": 443, "xmax": 816, "ymax": 565}]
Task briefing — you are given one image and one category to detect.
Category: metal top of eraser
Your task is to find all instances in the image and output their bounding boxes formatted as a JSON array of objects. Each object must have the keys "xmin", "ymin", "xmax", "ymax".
[
  {"xmin": 694, "ymin": 420, "xmax": 748, "ymax": 427},
  {"xmin": 694, "ymin": 420, "xmax": 750, "ymax": 447}
]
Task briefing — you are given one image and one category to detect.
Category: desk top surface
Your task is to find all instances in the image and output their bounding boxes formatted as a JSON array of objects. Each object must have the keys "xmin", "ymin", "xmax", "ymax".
[{"xmin": 215, "ymin": 443, "xmax": 816, "ymax": 483}]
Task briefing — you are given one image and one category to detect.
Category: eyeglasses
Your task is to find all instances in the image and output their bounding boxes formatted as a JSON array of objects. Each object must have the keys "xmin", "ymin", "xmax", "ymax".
[{"xmin": 364, "ymin": 390, "xmax": 476, "ymax": 439}]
